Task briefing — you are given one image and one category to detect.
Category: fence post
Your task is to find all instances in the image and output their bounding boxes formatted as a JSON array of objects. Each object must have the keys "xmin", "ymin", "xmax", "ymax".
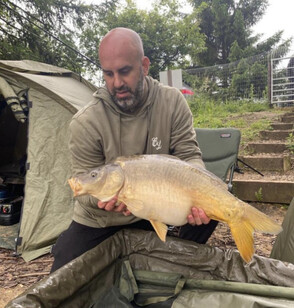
[{"xmin": 268, "ymin": 53, "xmax": 272, "ymax": 107}]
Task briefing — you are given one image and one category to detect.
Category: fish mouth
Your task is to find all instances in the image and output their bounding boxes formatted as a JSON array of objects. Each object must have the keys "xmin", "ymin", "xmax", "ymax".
[{"xmin": 68, "ymin": 178, "xmax": 82, "ymax": 197}]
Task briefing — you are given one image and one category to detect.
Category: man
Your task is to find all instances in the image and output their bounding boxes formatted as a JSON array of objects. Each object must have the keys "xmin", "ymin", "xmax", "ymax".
[{"xmin": 51, "ymin": 28, "xmax": 217, "ymax": 272}]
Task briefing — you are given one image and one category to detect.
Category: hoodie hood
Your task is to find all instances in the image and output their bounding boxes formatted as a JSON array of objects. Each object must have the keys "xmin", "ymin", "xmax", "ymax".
[{"xmin": 93, "ymin": 76, "xmax": 159, "ymax": 117}]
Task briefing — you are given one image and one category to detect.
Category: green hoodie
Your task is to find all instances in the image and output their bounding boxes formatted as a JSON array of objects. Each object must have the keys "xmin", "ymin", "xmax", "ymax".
[{"xmin": 69, "ymin": 76, "xmax": 204, "ymax": 227}]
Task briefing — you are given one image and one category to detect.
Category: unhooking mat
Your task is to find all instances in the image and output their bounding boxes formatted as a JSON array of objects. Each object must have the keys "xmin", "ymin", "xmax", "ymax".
[{"xmin": 6, "ymin": 229, "xmax": 294, "ymax": 308}]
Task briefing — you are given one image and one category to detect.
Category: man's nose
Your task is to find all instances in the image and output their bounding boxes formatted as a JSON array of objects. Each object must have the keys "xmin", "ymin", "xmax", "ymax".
[{"xmin": 113, "ymin": 74, "xmax": 124, "ymax": 89}]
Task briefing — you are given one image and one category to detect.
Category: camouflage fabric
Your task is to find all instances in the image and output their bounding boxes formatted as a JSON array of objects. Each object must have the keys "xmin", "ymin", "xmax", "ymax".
[
  {"xmin": 6, "ymin": 229, "xmax": 294, "ymax": 308},
  {"xmin": 0, "ymin": 223, "xmax": 19, "ymax": 250}
]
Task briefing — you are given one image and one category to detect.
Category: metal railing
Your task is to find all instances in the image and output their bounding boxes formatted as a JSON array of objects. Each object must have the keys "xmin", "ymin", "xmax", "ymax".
[{"xmin": 271, "ymin": 56, "xmax": 294, "ymax": 106}]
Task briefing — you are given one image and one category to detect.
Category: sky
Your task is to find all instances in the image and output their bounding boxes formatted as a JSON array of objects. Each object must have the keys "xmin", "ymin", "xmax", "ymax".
[
  {"xmin": 87, "ymin": 0, "xmax": 294, "ymax": 53},
  {"xmin": 136, "ymin": 0, "xmax": 293, "ymax": 51},
  {"xmin": 252, "ymin": 0, "xmax": 294, "ymax": 52}
]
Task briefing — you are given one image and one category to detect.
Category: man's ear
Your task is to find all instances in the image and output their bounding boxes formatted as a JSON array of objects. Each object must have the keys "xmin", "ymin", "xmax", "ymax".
[{"xmin": 142, "ymin": 56, "xmax": 150, "ymax": 76}]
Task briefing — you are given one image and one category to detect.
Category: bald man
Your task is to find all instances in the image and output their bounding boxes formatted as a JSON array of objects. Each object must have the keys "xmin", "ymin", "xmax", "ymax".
[{"xmin": 51, "ymin": 28, "xmax": 217, "ymax": 272}]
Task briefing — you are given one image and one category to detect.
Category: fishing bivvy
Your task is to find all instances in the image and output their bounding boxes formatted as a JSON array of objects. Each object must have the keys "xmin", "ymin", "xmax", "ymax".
[{"xmin": 0, "ymin": 60, "xmax": 96, "ymax": 260}]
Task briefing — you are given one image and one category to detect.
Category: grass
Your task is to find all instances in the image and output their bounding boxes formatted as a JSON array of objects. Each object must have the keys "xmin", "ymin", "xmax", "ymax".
[
  {"xmin": 189, "ymin": 96, "xmax": 270, "ymax": 128},
  {"xmin": 187, "ymin": 95, "xmax": 284, "ymax": 150},
  {"xmin": 286, "ymin": 133, "xmax": 294, "ymax": 154}
]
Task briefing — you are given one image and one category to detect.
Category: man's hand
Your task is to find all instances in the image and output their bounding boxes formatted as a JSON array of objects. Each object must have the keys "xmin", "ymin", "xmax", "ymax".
[
  {"xmin": 97, "ymin": 196, "xmax": 131, "ymax": 216},
  {"xmin": 187, "ymin": 207, "xmax": 210, "ymax": 226}
]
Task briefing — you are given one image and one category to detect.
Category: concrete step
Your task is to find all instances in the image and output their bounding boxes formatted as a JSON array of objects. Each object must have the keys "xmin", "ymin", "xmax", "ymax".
[
  {"xmin": 239, "ymin": 154, "xmax": 292, "ymax": 172},
  {"xmin": 281, "ymin": 115, "xmax": 294, "ymax": 123},
  {"xmin": 283, "ymin": 112, "xmax": 294, "ymax": 117},
  {"xmin": 259, "ymin": 130, "xmax": 293, "ymax": 140},
  {"xmin": 245, "ymin": 142, "xmax": 287, "ymax": 154},
  {"xmin": 270, "ymin": 123, "xmax": 293, "ymax": 130},
  {"xmin": 233, "ymin": 179, "xmax": 294, "ymax": 204}
]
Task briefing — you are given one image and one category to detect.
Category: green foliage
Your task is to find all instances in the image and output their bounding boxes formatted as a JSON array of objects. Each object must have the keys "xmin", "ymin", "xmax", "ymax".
[
  {"xmin": 286, "ymin": 133, "xmax": 294, "ymax": 154},
  {"xmin": 230, "ymin": 59, "xmax": 251, "ymax": 98},
  {"xmin": 0, "ymin": 0, "xmax": 116, "ymax": 73},
  {"xmin": 228, "ymin": 59, "xmax": 268, "ymax": 99},
  {"xmin": 255, "ymin": 187, "xmax": 263, "ymax": 202},
  {"xmin": 240, "ymin": 118, "xmax": 271, "ymax": 147},
  {"xmin": 79, "ymin": 0, "xmax": 206, "ymax": 78},
  {"xmin": 188, "ymin": 0, "xmax": 291, "ymax": 67},
  {"xmin": 228, "ymin": 41, "xmax": 244, "ymax": 62},
  {"xmin": 0, "ymin": 0, "xmax": 291, "ymax": 85},
  {"xmin": 187, "ymin": 95, "xmax": 270, "ymax": 128},
  {"xmin": 188, "ymin": 0, "xmax": 270, "ymax": 65},
  {"xmin": 188, "ymin": 95, "xmax": 274, "ymax": 150}
]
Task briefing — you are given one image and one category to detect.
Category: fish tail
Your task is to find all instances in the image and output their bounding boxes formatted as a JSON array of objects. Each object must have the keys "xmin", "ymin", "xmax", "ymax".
[
  {"xmin": 229, "ymin": 202, "xmax": 282, "ymax": 263},
  {"xmin": 243, "ymin": 202, "xmax": 282, "ymax": 235},
  {"xmin": 230, "ymin": 220, "xmax": 254, "ymax": 263}
]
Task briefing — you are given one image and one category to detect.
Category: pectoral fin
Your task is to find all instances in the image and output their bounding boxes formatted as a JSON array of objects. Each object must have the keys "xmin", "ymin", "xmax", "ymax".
[
  {"xmin": 150, "ymin": 220, "xmax": 168, "ymax": 242},
  {"xmin": 124, "ymin": 199, "xmax": 144, "ymax": 212}
]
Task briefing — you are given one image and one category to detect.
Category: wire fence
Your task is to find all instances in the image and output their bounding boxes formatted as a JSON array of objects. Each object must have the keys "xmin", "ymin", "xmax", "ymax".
[
  {"xmin": 182, "ymin": 46, "xmax": 294, "ymax": 105},
  {"xmin": 271, "ymin": 55, "xmax": 294, "ymax": 106}
]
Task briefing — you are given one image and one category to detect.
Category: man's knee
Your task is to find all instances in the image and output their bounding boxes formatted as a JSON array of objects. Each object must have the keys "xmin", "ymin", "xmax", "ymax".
[
  {"xmin": 51, "ymin": 221, "xmax": 94, "ymax": 272},
  {"xmin": 50, "ymin": 221, "xmax": 121, "ymax": 272}
]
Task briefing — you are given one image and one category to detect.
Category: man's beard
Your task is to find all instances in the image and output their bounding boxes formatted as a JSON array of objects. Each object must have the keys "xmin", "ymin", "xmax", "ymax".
[{"xmin": 111, "ymin": 72, "xmax": 144, "ymax": 113}]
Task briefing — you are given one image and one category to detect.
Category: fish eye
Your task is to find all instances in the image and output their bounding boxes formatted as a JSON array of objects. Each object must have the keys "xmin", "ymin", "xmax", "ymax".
[{"xmin": 90, "ymin": 171, "xmax": 97, "ymax": 178}]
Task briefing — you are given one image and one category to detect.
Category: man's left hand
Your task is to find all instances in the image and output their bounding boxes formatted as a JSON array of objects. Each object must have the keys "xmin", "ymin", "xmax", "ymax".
[{"xmin": 187, "ymin": 207, "xmax": 211, "ymax": 226}]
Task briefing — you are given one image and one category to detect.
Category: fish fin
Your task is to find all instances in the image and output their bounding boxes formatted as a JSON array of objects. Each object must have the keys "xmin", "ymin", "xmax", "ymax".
[
  {"xmin": 229, "ymin": 203, "xmax": 283, "ymax": 263},
  {"xmin": 124, "ymin": 199, "xmax": 144, "ymax": 212},
  {"xmin": 230, "ymin": 220, "xmax": 255, "ymax": 263},
  {"xmin": 243, "ymin": 203, "xmax": 283, "ymax": 235},
  {"xmin": 150, "ymin": 220, "xmax": 168, "ymax": 242}
]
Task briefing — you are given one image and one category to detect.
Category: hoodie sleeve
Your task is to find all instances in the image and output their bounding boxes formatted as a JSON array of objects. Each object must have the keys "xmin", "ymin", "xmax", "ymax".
[
  {"xmin": 69, "ymin": 116, "xmax": 104, "ymax": 176},
  {"xmin": 169, "ymin": 90, "xmax": 205, "ymax": 168},
  {"xmin": 68, "ymin": 109, "xmax": 105, "ymax": 209}
]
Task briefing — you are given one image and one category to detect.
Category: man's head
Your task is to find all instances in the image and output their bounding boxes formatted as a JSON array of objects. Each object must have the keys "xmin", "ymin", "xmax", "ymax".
[{"xmin": 99, "ymin": 28, "xmax": 150, "ymax": 113}]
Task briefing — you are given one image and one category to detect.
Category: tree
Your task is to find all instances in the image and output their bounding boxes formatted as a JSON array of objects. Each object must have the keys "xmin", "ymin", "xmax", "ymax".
[
  {"xmin": 0, "ymin": 0, "xmax": 117, "ymax": 74},
  {"xmin": 79, "ymin": 0, "xmax": 206, "ymax": 78},
  {"xmin": 188, "ymin": 0, "xmax": 291, "ymax": 66},
  {"xmin": 230, "ymin": 59, "xmax": 251, "ymax": 98}
]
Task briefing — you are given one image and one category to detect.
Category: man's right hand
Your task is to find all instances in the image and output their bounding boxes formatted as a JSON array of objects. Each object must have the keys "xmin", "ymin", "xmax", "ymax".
[{"xmin": 97, "ymin": 196, "xmax": 131, "ymax": 216}]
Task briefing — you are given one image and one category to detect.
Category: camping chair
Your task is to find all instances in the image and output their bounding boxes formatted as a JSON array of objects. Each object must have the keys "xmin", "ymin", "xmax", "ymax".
[{"xmin": 195, "ymin": 128, "xmax": 241, "ymax": 191}]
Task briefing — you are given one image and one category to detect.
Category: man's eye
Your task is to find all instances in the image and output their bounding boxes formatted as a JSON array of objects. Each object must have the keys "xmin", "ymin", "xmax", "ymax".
[{"xmin": 120, "ymin": 68, "xmax": 131, "ymax": 75}]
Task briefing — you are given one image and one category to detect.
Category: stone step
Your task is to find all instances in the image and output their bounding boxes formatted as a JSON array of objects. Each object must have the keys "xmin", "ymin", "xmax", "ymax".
[
  {"xmin": 283, "ymin": 112, "xmax": 294, "ymax": 117},
  {"xmin": 239, "ymin": 155, "xmax": 292, "ymax": 172},
  {"xmin": 281, "ymin": 115, "xmax": 294, "ymax": 123},
  {"xmin": 270, "ymin": 123, "xmax": 293, "ymax": 130},
  {"xmin": 245, "ymin": 142, "xmax": 287, "ymax": 154},
  {"xmin": 259, "ymin": 130, "xmax": 293, "ymax": 140},
  {"xmin": 233, "ymin": 179, "xmax": 294, "ymax": 204}
]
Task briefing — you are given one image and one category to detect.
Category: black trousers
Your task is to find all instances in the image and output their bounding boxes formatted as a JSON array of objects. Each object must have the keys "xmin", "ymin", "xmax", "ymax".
[{"xmin": 51, "ymin": 219, "xmax": 218, "ymax": 272}]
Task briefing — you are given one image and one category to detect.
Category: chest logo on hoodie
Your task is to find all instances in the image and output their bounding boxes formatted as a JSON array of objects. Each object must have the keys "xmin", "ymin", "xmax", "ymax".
[{"xmin": 152, "ymin": 137, "xmax": 162, "ymax": 150}]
